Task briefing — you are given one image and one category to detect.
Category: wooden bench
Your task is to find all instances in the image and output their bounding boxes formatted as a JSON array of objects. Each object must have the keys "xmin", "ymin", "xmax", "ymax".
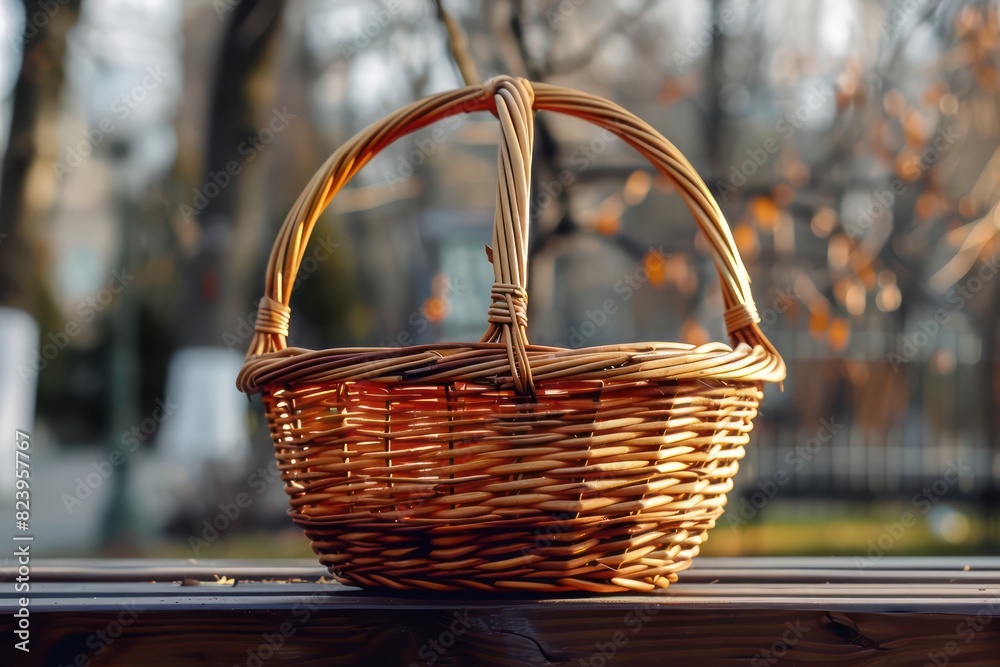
[{"xmin": 3, "ymin": 557, "xmax": 999, "ymax": 665}]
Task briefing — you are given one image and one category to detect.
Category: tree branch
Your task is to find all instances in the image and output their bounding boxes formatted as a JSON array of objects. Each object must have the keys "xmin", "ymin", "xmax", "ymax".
[{"xmin": 435, "ymin": 0, "xmax": 480, "ymax": 85}]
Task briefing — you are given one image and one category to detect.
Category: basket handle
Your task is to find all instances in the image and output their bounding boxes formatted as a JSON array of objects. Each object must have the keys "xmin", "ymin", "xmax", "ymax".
[
  {"xmin": 246, "ymin": 77, "xmax": 784, "ymax": 391},
  {"xmin": 478, "ymin": 78, "xmax": 535, "ymax": 393},
  {"xmin": 528, "ymin": 82, "xmax": 784, "ymax": 384}
]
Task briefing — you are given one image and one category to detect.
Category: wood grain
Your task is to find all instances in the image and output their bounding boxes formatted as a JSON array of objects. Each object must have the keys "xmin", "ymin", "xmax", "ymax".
[{"xmin": 2, "ymin": 558, "xmax": 999, "ymax": 666}]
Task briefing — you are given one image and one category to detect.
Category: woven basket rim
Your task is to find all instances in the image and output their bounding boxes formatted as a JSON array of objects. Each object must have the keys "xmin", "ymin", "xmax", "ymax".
[{"xmin": 237, "ymin": 339, "xmax": 773, "ymax": 394}]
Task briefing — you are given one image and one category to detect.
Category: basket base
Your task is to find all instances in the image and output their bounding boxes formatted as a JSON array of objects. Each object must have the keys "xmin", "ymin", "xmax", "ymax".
[{"xmin": 297, "ymin": 511, "xmax": 723, "ymax": 594}]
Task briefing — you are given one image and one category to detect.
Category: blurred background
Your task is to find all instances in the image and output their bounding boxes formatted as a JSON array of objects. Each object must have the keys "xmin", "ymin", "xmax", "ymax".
[{"xmin": 0, "ymin": 0, "xmax": 998, "ymax": 562}]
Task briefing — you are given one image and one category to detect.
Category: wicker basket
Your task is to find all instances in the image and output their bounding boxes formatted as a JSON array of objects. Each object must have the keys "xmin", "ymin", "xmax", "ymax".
[{"xmin": 238, "ymin": 76, "xmax": 785, "ymax": 593}]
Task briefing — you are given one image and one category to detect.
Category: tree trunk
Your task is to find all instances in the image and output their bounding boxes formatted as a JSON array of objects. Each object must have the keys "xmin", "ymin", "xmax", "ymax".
[{"xmin": 175, "ymin": 0, "xmax": 285, "ymax": 346}]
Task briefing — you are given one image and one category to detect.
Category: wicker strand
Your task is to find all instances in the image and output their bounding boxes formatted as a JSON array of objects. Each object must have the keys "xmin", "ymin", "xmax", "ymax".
[
  {"xmin": 723, "ymin": 302, "xmax": 759, "ymax": 335},
  {"xmin": 486, "ymin": 284, "xmax": 529, "ymax": 327},
  {"xmin": 253, "ymin": 296, "xmax": 292, "ymax": 338}
]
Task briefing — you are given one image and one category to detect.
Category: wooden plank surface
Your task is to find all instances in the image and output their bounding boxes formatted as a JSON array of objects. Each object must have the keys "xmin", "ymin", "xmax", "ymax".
[{"xmin": 2, "ymin": 557, "xmax": 999, "ymax": 666}]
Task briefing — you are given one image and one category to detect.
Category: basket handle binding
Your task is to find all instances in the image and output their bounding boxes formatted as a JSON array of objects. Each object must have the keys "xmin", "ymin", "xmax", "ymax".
[{"xmin": 245, "ymin": 76, "xmax": 785, "ymax": 392}]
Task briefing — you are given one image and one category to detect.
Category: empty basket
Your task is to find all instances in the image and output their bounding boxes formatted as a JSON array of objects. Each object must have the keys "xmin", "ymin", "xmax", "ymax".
[{"xmin": 238, "ymin": 76, "xmax": 785, "ymax": 593}]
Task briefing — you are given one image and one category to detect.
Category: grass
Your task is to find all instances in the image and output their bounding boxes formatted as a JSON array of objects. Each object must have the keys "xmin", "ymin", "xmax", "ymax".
[
  {"xmin": 701, "ymin": 500, "xmax": 996, "ymax": 557},
  {"xmin": 67, "ymin": 500, "xmax": 998, "ymax": 560}
]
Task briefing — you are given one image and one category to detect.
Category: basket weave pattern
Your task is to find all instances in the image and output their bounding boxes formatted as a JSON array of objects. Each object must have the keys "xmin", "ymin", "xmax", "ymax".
[{"xmin": 239, "ymin": 76, "xmax": 785, "ymax": 593}]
